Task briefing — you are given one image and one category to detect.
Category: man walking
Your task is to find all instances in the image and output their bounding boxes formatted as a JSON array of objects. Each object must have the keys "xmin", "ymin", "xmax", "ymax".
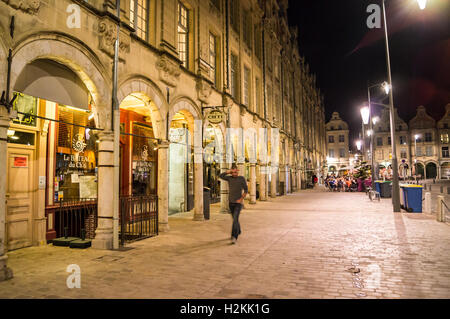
[{"xmin": 219, "ymin": 164, "xmax": 248, "ymax": 244}]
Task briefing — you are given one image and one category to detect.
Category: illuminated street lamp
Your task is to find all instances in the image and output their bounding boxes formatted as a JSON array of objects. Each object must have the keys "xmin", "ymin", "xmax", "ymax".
[
  {"xmin": 381, "ymin": 81, "xmax": 391, "ymax": 95},
  {"xmin": 417, "ymin": 0, "xmax": 427, "ymax": 10},
  {"xmin": 372, "ymin": 116, "xmax": 380, "ymax": 125},
  {"xmin": 360, "ymin": 106, "xmax": 370, "ymax": 125},
  {"xmin": 356, "ymin": 140, "xmax": 362, "ymax": 151}
]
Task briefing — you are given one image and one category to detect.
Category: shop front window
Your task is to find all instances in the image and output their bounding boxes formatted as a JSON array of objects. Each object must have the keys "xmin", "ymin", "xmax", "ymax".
[
  {"xmin": 131, "ymin": 123, "xmax": 157, "ymax": 196},
  {"xmin": 55, "ymin": 105, "xmax": 98, "ymax": 201}
]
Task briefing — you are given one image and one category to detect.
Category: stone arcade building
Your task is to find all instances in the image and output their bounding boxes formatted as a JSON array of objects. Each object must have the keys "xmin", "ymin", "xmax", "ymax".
[{"xmin": 0, "ymin": 0, "xmax": 326, "ymax": 280}]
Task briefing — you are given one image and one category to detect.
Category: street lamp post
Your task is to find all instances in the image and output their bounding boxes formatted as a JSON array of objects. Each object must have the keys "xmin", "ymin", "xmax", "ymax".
[
  {"xmin": 414, "ymin": 134, "xmax": 420, "ymax": 181},
  {"xmin": 381, "ymin": 0, "xmax": 401, "ymax": 212}
]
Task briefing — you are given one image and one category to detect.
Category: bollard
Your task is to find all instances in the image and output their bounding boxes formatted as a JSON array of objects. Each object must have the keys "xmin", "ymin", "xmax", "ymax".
[
  {"xmin": 424, "ymin": 192, "xmax": 431, "ymax": 214},
  {"xmin": 447, "ymin": 186, "xmax": 450, "ymax": 195},
  {"xmin": 437, "ymin": 195, "xmax": 445, "ymax": 222},
  {"xmin": 441, "ymin": 186, "xmax": 444, "ymax": 194}
]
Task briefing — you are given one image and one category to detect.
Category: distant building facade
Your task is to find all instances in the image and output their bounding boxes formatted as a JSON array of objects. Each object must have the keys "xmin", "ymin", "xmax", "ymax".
[
  {"xmin": 325, "ymin": 112, "xmax": 350, "ymax": 175},
  {"xmin": 367, "ymin": 105, "xmax": 449, "ymax": 180}
]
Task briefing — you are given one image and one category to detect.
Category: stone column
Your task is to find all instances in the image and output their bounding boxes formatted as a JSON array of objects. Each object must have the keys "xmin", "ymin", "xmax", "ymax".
[
  {"xmin": 0, "ymin": 108, "xmax": 13, "ymax": 281},
  {"xmin": 279, "ymin": 165, "xmax": 286, "ymax": 195},
  {"xmin": 92, "ymin": 131, "xmax": 115, "ymax": 250},
  {"xmin": 270, "ymin": 166, "xmax": 277, "ymax": 198},
  {"xmin": 249, "ymin": 163, "xmax": 256, "ymax": 204},
  {"xmin": 259, "ymin": 165, "xmax": 267, "ymax": 201},
  {"xmin": 220, "ymin": 162, "xmax": 230, "ymax": 213},
  {"xmin": 157, "ymin": 140, "xmax": 170, "ymax": 231},
  {"xmin": 297, "ymin": 168, "xmax": 302, "ymax": 191},
  {"xmin": 35, "ymin": 130, "xmax": 48, "ymax": 246},
  {"xmin": 193, "ymin": 148, "xmax": 204, "ymax": 221}
]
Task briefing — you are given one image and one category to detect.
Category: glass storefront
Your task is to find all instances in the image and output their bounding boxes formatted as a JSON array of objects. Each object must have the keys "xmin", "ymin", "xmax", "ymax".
[
  {"xmin": 54, "ymin": 104, "xmax": 98, "ymax": 201},
  {"xmin": 203, "ymin": 125, "xmax": 223, "ymax": 203},
  {"xmin": 169, "ymin": 112, "xmax": 193, "ymax": 214},
  {"xmin": 119, "ymin": 107, "xmax": 158, "ymax": 197},
  {"xmin": 11, "ymin": 92, "xmax": 99, "ymax": 202}
]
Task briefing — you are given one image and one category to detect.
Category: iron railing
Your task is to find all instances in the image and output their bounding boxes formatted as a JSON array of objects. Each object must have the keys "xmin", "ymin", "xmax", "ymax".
[
  {"xmin": 119, "ymin": 195, "xmax": 158, "ymax": 245},
  {"xmin": 53, "ymin": 198, "xmax": 98, "ymax": 239}
]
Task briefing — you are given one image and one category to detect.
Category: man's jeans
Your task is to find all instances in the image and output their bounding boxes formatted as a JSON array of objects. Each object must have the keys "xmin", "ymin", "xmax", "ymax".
[{"xmin": 229, "ymin": 203, "xmax": 242, "ymax": 239}]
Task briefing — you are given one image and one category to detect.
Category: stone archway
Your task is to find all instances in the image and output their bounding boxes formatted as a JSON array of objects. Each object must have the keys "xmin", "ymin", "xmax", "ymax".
[
  {"xmin": 168, "ymin": 98, "xmax": 204, "ymax": 220},
  {"xmin": 10, "ymin": 35, "xmax": 110, "ymax": 129},
  {"xmin": 415, "ymin": 162, "xmax": 425, "ymax": 178},
  {"xmin": 117, "ymin": 77, "xmax": 167, "ymax": 139},
  {"xmin": 168, "ymin": 98, "xmax": 202, "ymax": 127},
  {"xmin": 7, "ymin": 35, "xmax": 114, "ymax": 250},
  {"xmin": 426, "ymin": 162, "xmax": 437, "ymax": 179}
]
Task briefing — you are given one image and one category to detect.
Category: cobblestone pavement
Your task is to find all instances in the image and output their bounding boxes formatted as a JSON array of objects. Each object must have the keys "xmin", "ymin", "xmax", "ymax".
[{"xmin": 1, "ymin": 187, "xmax": 449, "ymax": 299}]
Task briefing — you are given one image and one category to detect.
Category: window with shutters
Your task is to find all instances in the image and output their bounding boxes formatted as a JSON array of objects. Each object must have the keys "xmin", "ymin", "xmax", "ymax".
[
  {"xmin": 243, "ymin": 10, "xmax": 252, "ymax": 49},
  {"xmin": 254, "ymin": 24, "xmax": 261, "ymax": 61},
  {"xmin": 243, "ymin": 66, "xmax": 250, "ymax": 107},
  {"xmin": 230, "ymin": 0, "xmax": 239, "ymax": 33},
  {"xmin": 209, "ymin": 33, "xmax": 218, "ymax": 87},
  {"xmin": 130, "ymin": 0, "xmax": 149, "ymax": 41},
  {"xmin": 231, "ymin": 53, "xmax": 239, "ymax": 99},
  {"xmin": 177, "ymin": 2, "xmax": 189, "ymax": 69}
]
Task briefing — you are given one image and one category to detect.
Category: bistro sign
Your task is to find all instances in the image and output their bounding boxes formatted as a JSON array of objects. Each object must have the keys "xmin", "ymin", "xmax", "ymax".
[{"xmin": 206, "ymin": 110, "xmax": 224, "ymax": 124}]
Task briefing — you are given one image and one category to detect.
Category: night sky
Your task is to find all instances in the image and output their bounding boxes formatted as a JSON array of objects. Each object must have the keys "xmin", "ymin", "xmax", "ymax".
[{"xmin": 287, "ymin": 0, "xmax": 450, "ymax": 150}]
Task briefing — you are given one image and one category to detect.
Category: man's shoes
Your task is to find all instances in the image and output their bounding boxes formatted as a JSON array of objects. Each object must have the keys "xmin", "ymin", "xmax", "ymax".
[{"xmin": 231, "ymin": 237, "xmax": 237, "ymax": 244}]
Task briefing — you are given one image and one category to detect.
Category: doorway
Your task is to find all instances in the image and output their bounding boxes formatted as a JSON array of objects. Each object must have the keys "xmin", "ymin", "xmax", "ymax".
[{"xmin": 6, "ymin": 144, "xmax": 35, "ymax": 250}]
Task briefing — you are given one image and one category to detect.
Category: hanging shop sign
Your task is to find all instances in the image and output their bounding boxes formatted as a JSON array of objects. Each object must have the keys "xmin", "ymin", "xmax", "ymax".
[{"xmin": 207, "ymin": 110, "xmax": 225, "ymax": 124}]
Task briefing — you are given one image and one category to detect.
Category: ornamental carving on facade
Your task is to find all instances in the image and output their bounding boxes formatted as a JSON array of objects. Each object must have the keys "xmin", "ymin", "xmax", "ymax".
[
  {"xmin": 156, "ymin": 54, "xmax": 181, "ymax": 87},
  {"xmin": 1, "ymin": 0, "xmax": 40, "ymax": 14},
  {"xmin": 222, "ymin": 94, "xmax": 233, "ymax": 110},
  {"xmin": 98, "ymin": 18, "xmax": 130, "ymax": 61},
  {"xmin": 196, "ymin": 78, "xmax": 212, "ymax": 104},
  {"xmin": 240, "ymin": 105, "xmax": 246, "ymax": 116}
]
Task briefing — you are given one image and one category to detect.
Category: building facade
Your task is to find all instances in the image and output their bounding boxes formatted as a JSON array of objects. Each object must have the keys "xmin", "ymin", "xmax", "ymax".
[
  {"xmin": 0, "ymin": 0, "xmax": 326, "ymax": 278},
  {"xmin": 325, "ymin": 112, "xmax": 350, "ymax": 175},
  {"xmin": 370, "ymin": 108, "xmax": 410, "ymax": 179},
  {"xmin": 364, "ymin": 105, "xmax": 449, "ymax": 181},
  {"xmin": 437, "ymin": 104, "xmax": 450, "ymax": 179}
]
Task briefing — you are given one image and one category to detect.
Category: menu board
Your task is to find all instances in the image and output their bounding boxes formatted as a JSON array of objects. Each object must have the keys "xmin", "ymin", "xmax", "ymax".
[{"xmin": 79, "ymin": 175, "xmax": 97, "ymax": 199}]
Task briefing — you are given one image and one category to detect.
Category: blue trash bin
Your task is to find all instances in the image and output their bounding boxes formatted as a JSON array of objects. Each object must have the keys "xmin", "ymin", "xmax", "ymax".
[
  {"xmin": 403, "ymin": 185, "xmax": 423, "ymax": 213},
  {"xmin": 399, "ymin": 185, "xmax": 406, "ymax": 210}
]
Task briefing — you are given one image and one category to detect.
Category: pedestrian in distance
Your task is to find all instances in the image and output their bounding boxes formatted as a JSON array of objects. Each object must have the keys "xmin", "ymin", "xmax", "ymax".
[{"xmin": 219, "ymin": 164, "xmax": 248, "ymax": 244}]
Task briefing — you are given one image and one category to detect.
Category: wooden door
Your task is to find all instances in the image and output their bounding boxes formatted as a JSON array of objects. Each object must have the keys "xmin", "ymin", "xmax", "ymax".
[{"xmin": 6, "ymin": 147, "xmax": 35, "ymax": 250}]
